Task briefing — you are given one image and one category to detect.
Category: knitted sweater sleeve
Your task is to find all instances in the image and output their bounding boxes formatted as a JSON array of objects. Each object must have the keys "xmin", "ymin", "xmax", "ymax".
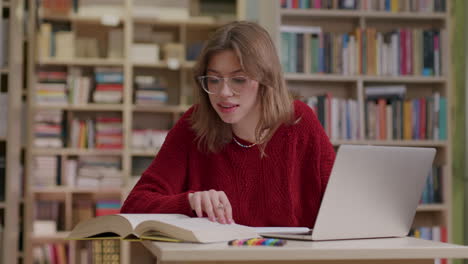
[
  {"xmin": 120, "ymin": 108, "xmax": 195, "ymax": 215},
  {"xmin": 296, "ymin": 101, "xmax": 336, "ymax": 194}
]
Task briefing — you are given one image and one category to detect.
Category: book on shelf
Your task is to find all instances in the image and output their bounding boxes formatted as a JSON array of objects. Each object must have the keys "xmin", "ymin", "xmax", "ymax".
[
  {"xmin": 0, "ymin": 17, "xmax": 9, "ymax": 68},
  {"xmin": 0, "ymin": 92, "xmax": 7, "ymax": 138},
  {"xmin": 134, "ymin": 75, "xmax": 169, "ymax": 105},
  {"xmin": 304, "ymin": 93, "xmax": 360, "ymax": 140},
  {"xmin": 281, "ymin": 26, "xmax": 444, "ymax": 77},
  {"xmin": 76, "ymin": 156, "xmax": 122, "ymax": 188},
  {"xmin": 364, "ymin": 86, "xmax": 447, "ymax": 141},
  {"xmin": 281, "ymin": 0, "xmax": 446, "ymax": 12},
  {"xmin": 33, "ymin": 243, "xmax": 68, "ymax": 264},
  {"xmin": 67, "ymin": 214, "xmax": 258, "ymax": 243},
  {"xmin": 34, "ymin": 110, "xmax": 64, "ymax": 148},
  {"xmin": 0, "ymin": 150, "xmax": 5, "ymax": 201}
]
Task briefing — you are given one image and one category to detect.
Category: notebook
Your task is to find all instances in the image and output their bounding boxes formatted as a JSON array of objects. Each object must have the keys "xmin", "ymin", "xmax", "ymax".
[{"xmin": 261, "ymin": 145, "xmax": 436, "ymax": 241}]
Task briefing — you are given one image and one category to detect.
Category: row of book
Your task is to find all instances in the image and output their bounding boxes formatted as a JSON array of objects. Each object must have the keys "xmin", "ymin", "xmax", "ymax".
[
  {"xmin": 410, "ymin": 225, "xmax": 447, "ymax": 264},
  {"xmin": 281, "ymin": 27, "xmax": 443, "ymax": 76},
  {"xmin": 304, "ymin": 97, "xmax": 360, "ymax": 140},
  {"xmin": 37, "ymin": 68, "xmax": 175, "ymax": 105},
  {"xmin": 69, "ymin": 116, "xmax": 123, "ymax": 149},
  {"xmin": 132, "ymin": 129, "xmax": 168, "ymax": 150},
  {"xmin": 33, "ymin": 243, "xmax": 68, "ymax": 264},
  {"xmin": 87, "ymin": 240, "xmax": 120, "ymax": 264},
  {"xmin": 0, "ymin": 93, "xmax": 6, "ymax": 138},
  {"xmin": 69, "ymin": 156, "xmax": 122, "ymax": 189},
  {"xmin": 33, "ymin": 156, "xmax": 122, "ymax": 188},
  {"xmin": 281, "ymin": 0, "xmax": 446, "ymax": 12},
  {"xmin": 37, "ymin": 23, "xmax": 123, "ymax": 60},
  {"xmin": 421, "ymin": 166, "xmax": 443, "ymax": 204},
  {"xmin": 365, "ymin": 89, "xmax": 446, "ymax": 140}
]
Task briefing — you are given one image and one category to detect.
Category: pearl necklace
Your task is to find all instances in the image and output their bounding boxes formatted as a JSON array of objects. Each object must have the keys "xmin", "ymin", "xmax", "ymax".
[{"xmin": 232, "ymin": 136, "xmax": 257, "ymax": 148}]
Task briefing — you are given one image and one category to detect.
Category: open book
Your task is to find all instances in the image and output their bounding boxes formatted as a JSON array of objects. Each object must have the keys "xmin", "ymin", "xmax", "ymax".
[{"xmin": 67, "ymin": 214, "xmax": 258, "ymax": 243}]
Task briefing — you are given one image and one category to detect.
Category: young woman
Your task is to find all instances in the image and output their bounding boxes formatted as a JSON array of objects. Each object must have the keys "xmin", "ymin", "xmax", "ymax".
[{"xmin": 121, "ymin": 21, "xmax": 335, "ymax": 228}]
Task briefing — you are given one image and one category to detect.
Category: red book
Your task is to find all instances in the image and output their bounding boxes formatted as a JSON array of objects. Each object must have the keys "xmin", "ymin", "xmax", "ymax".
[
  {"xmin": 315, "ymin": 0, "xmax": 321, "ymax": 9},
  {"xmin": 440, "ymin": 226, "xmax": 448, "ymax": 264},
  {"xmin": 292, "ymin": 0, "xmax": 299, "ymax": 8},
  {"xmin": 95, "ymin": 84, "xmax": 123, "ymax": 91}
]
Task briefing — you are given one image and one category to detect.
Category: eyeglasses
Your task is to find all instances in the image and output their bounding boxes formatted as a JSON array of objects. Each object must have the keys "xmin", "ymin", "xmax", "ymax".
[{"xmin": 197, "ymin": 75, "xmax": 252, "ymax": 95}]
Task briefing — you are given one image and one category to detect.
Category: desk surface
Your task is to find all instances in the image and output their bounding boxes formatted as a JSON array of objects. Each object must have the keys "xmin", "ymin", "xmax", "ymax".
[{"xmin": 142, "ymin": 237, "xmax": 468, "ymax": 262}]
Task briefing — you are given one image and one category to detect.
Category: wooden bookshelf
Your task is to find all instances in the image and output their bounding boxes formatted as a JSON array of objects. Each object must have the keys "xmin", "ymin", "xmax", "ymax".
[
  {"xmin": 259, "ymin": 0, "xmax": 453, "ymax": 251},
  {"xmin": 2, "ymin": 0, "xmax": 24, "ymax": 263},
  {"xmin": 24, "ymin": 0, "xmax": 244, "ymax": 263}
]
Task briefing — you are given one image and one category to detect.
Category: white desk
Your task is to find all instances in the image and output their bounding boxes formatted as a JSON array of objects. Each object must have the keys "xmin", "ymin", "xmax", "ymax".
[{"xmin": 139, "ymin": 237, "xmax": 468, "ymax": 264}]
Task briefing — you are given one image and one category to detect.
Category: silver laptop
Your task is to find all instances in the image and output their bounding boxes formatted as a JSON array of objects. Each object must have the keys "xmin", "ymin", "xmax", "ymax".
[{"xmin": 261, "ymin": 145, "xmax": 436, "ymax": 241}]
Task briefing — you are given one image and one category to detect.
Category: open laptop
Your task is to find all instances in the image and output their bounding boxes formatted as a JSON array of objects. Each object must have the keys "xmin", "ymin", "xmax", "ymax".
[{"xmin": 261, "ymin": 145, "xmax": 436, "ymax": 241}]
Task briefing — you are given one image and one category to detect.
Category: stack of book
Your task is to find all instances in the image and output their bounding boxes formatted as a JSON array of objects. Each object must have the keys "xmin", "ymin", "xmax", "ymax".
[
  {"xmin": 132, "ymin": 129, "xmax": 168, "ymax": 150},
  {"xmin": 95, "ymin": 200, "xmax": 121, "ymax": 216},
  {"xmin": 134, "ymin": 75, "xmax": 168, "ymax": 105},
  {"xmin": 34, "ymin": 110, "xmax": 63, "ymax": 148},
  {"xmin": 32, "ymin": 156, "xmax": 60, "ymax": 187},
  {"xmin": 93, "ymin": 67, "xmax": 123, "ymax": 104},
  {"xmin": 36, "ymin": 70, "xmax": 68, "ymax": 105},
  {"xmin": 95, "ymin": 116, "xmax": 122, "ymax": 149},
  {"xmin": 304, "ymin": 94, "xmax": 360, "ymax": 140},
  {"xmin": 76, "ymin": 156, "xmax": 122, "ymax": 188}
]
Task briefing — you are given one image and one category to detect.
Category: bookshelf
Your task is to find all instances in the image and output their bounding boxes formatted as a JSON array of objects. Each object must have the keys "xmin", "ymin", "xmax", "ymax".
[
  {"xmin": 24, "ymin": 0, "xmax": 243, "ymax": 263},
  {"xmin": 1, "ymin": 0, "xmax": 24, "ymax": 263},
  {"xmin": 259, "ymin": 0, "xmax": 452, "ymax": 249}
]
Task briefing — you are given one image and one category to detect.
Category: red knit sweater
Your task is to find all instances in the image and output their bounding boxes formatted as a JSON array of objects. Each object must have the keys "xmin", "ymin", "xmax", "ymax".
[{"xmin": 121, "ymin": 100, "xmax": 335, "ymax": 228}]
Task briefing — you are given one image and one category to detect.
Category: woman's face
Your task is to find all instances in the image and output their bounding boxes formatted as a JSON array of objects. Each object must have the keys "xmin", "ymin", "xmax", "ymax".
[{"xmin": 205, "ymin": 50, "xmax": 260, "ymax": 126}]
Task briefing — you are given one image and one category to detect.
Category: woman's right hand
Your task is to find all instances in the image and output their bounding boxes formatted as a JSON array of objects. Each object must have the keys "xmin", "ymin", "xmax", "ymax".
[{"xmin": 188, "ymin": 190, "xmax": 233, "ymax": 224}]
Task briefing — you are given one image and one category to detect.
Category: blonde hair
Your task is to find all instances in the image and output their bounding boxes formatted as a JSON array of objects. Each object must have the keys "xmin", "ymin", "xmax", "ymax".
[{"xmin": 190, "ymin": 21, "xmax": 294, "ymax": 156}]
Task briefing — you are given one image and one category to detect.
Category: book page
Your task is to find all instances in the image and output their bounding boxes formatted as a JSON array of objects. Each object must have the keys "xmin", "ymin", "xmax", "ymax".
[
  {"xmin": 157, "ymin": 217, "xmax": 250, "ymax": 231},
  {"xmin": 118, "ymin": 214, "xmax": 189, "ymax": 230}
]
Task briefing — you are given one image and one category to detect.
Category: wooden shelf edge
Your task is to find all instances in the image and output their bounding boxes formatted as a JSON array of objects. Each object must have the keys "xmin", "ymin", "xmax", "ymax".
[
  {"xmin": 32, "ymin": 187, "xmax": 123, "ymax": 194},
  {"xmin": 132, "ymin": 105, "xmax": 189, "ymax": 113},
  {"xmin": 417, "ymin": 204, "xmax": 447, "ymax": 212},
  {"xmin": 34, "ymin": 104, "xmax": 124, "ymax": 111},
  {"xmin": 37, "ymin": 57, "xmax": 124, "ymax": 66},
  {"xmin": 31, "ymin": 231, "xmax": 71, "ymax": 243},
  {"xmin": 31, "ymin": 148, "xmax": 123, "ymax": 156},
  {"xmin": 131, "ymin": 149, "xmax": 160, "ymax": 157}
]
